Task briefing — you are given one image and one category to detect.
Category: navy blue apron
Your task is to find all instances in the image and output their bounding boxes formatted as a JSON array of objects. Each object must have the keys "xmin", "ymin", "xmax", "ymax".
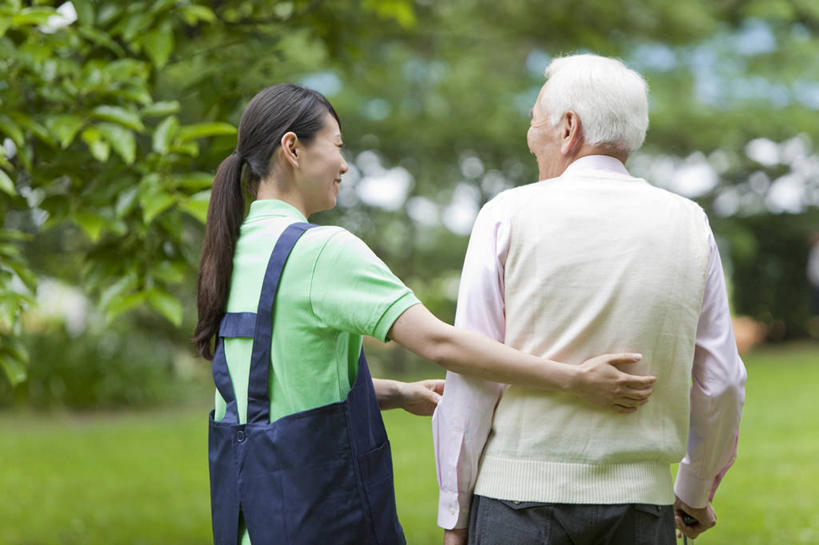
[{"xmin": 208, "ymin": 222, "xmax": 406, "ymax": 545}]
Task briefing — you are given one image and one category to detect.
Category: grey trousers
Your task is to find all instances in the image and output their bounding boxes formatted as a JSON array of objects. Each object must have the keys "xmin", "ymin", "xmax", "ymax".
[{"xmin": 467, "ymin": 495, "xmax": 676, "ymax": 545}]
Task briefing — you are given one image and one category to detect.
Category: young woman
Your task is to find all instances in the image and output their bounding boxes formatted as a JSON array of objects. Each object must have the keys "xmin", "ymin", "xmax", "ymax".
[{"xmin": 194, "ymin": 84, "xmax": 655, "ymax": 545}]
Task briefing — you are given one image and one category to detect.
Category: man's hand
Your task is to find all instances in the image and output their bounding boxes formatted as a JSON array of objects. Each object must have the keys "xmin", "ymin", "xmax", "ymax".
[
  {"xmin": 398, "ymin": 379, "xmax": 445, "ymax": 416},
  {"xmin": 443, "ymin": 528, "xmax": 467, "ymax": 545},
  {"xmin": 674, "ymin": 495, "xmax": 716, "ymax": 539},
  {"xmin": 571, "ymin": 353, "xmax": 655, "ymax": 413}
]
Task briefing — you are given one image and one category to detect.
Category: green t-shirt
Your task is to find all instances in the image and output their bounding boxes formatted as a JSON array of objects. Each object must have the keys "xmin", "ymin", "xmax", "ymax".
[{"xmin": 214, "ymin": 199, "xmax": 419, "ymax": 424}]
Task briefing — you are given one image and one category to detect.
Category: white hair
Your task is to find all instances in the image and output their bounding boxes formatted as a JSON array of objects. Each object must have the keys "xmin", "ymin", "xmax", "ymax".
[{"xmin": 541, "ymin": 54, "xmax": 649, "ymax": 153}]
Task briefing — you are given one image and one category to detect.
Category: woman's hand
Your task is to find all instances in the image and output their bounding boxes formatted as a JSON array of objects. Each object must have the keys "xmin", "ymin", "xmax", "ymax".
[
  {"xmin": 373, "ymin": 377, "xmax": 444, "ymax": 416},
  {"xmin": 398, "ymin": 379, "xmax": 445, "ymax": 416},
  {"xmin": 569, "ymin": 353, "xmax": 655, "ymax": 413}
]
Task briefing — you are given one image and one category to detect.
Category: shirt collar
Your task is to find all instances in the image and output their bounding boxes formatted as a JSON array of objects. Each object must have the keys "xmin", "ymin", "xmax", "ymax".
[
  {"xmin": 246, "ymin": 199, "xmax": 308, "ymax": 223},
  {"xmin": 562, "ymin": 155, "xmax": 630, "ymax": 177}
]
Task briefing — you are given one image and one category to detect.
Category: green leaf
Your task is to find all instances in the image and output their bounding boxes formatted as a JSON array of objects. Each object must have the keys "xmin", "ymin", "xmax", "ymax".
[
  {"xmin": 81, "ymin": 127, "xmax": 111, "ymax": 162},
  {"xmin": 178, "ymin": 190, "xmax": 211, "ymax": 224},
  {"xmin": 74, "ymin": 212, "xmax": 105, "ymax": 242},
  {"xmin": 142, "ymin": 101, "xmax": 180, "ymax": 118},
  {"xmin": 173, "ymin": 171, "xmax": 213, "ymax": 191},
  {"xmin": 0, "ymin": 16, "xmax": 12, "ymax": 39},
  {"xmin": 114, "ymin": 86, "xmax": 153, "ymax": 105},
  {"xmin": 103, "ymin": 59, "xmax": 150, "ymax": 82},
  {"xmin": 12, "ymin": 7, "xmax": 56, "ymax": 26},
  {"xmin": 72, "ymin": 0, "xmax": 95, "ymax": 28},
  {"xmin": 0, "ymin": 339, "xmax": 28, "ymax": 387},
  {"xmin": 115, "ymin": 12, "xmax": 154, "ymax": 42},
  {"xmin": 152, "ymin": 260, "xmax": 186, "ymax": 284},
  {"xmin": 19, "ymin": 41, "xmax": 51, "ymax": 64},
  {"xmin": 179, "ymin": 5, "xmax": 216, "ymax": 25},
  {"xmin": 149, "ymin": 0, "xmax": 176, "ymax": 15},
  {"xmin": 115, "ymin": 186, "xmax": 139, "ymax": 218},
  {"xmin": 0, "ymin": 169, "xmax": 15, "ymax": 196},
  {"xmin": 140, "ymin": 172, "xmax": 161, "ymax": 191},
  {"xmin": 169, "ymin": 141, "xmax": 199, "ymax": 156},
  {"xmin": 45, "ymin": 114, "xmax": 85, "ymax": 148},
  {"xmin": 99, "ymin": 273, "xmax": 138, "ymax": 309},
  {"xmin": 152, "ymin": 115, "xmax": 178, "ymax": 155},
  {"xmin": 0, "ymin": 242, "xmax": 19, "ymax": 258},
  {"xmin": 0, "ymin": 243, "xmax": 17, "ymax": 258},
  {"xmin": 8, "ymin": 112, "xmax": 55, "ymax": 147},
  {"xmin": 0, "ymin": 114, "xmax": 25, "ymax": 147},
  {"xmin": 141, "ymin": 191, "xmax": 176, "ymax": 223},
  {"xmin": 97, "ymin": 123, "xmax": 136, "ymax": 164},
  {"xmin": 7, "ymin": 259, "xmax": 36, "ymax": 292},
  {"xmin": 178, "ymin": 122, "xmax": 236, "ymax": 143},
  {"xmin": 363, "ymin": 0, "xmax": 416, "ymax": 28},
  {"xmin": 143, "ymin": 21, "xmax": 174, "ymax": 68},
  {"xmin": 0, "ymin": 230, "xmax": 31, "ymax": 243},
  {"xmin": 147, "ymin": 289, "xmax": 182, "ymax": 326},
  {"xmin": 0, "ymin": 299, "xmax": 15, "ymax": 333},
  {"xmin": 105, "ymin": 291, "xmax": 148, "ymax": 323},
  {"xmin": 91, "ymin": 105, "xmax": 145, "ymax": 132},
  {"xmin": 78, "ymin": 27, "xmax": 125, "ymax": 56}
]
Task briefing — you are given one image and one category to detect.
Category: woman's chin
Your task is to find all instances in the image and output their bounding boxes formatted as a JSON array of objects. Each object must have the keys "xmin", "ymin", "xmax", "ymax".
[{"xmin": 312, "ymin": 199, "xmax": 337, "ymax": 216}]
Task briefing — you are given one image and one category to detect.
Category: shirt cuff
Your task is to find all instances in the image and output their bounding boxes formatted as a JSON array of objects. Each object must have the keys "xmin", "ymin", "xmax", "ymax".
[
  {"xmin": 674, "ymin": 465, "xmax": 713, "ymax": 508},
  {"xmin": 373, "ymin": 293, "xmax": 420, "ymax": 342},
  {"xmin": 437, "ymin": 488, "xmax": 471, "ymax": 529}
]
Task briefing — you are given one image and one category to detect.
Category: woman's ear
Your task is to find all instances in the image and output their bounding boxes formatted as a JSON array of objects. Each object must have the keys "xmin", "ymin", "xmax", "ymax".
[{"xmin": 280, "ymin": 131, "xmax": 299, "ymax": 168}]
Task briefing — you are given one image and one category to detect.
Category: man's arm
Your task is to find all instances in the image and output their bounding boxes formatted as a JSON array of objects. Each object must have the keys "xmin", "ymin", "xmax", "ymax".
[
  {"xmin": 674, "ymin": 227, "xmax": 747, "ymax": 539},
  {"xmin": 433, "ymin": 201, "xmax": 509, "ymax": 534}
]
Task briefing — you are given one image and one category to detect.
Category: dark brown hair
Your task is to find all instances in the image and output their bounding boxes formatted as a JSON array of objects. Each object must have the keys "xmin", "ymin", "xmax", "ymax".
[{"xmin": 193, "ymin": 84, "xmax": 339, "ymax": 359}]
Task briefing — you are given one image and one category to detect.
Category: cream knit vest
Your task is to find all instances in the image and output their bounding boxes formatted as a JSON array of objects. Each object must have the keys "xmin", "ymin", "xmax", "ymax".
[{"xmin": 473, "ymin": 167, "xmax": 711, "ymax": 505}]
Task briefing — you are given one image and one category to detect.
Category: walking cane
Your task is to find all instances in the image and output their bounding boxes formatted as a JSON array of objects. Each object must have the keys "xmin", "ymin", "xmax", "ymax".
[{"xmin": 680, "ymin": 512, "xmax": 698, "ymax": 545}]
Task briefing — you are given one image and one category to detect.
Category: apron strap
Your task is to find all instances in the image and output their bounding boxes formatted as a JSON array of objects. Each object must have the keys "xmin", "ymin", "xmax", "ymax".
[
  {"xmin": 212, "ymin": 312, "xmax": 259, "ymax": 423},
  {"xmin": 247, "ymin": 222, "xmax": 316, "ymax": 424},
  {"xmin": 219, "ymin": 311, "xmax": 256, "ymax": 337}
]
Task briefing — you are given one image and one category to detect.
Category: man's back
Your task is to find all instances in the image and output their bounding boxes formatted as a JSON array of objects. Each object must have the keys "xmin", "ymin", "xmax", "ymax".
[
  {"xmin": 475, "ymin": 157, "xmax": 711, "ymax": 505},
  {"xmin": 436, "ymin": 53, "xmax": 745, "ymax": 544}
]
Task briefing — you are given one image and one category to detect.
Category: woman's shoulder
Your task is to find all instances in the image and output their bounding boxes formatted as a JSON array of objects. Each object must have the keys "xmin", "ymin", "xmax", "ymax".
[
  {"xmin": 298, "ymin": 225, "xmax": 376, "ymax": 262},
  {"xmin": 301, "ymin": 224, "xmax": 361, "ymax": 247}
]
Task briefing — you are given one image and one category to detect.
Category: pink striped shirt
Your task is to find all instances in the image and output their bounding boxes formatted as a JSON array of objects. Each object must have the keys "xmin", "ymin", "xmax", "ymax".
[{"xmin": 432, "ymin": 155, "xmax": 747, "ymax": 529}]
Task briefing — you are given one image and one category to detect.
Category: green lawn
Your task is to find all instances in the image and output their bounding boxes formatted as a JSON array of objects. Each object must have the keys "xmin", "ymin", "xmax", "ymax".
[{"xmin": 1, "ymin": 343, "xmax": 817, "ymax": 544}]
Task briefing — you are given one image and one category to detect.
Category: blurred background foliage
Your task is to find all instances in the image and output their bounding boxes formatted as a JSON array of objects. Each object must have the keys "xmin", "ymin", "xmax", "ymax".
[{"xmin": 1, "ymin": 0, "xmax": 818, "ymax": 407}]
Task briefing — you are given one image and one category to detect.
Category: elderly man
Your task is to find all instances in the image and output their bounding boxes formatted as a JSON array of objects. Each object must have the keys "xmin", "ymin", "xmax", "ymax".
[{"xmin": 433, "ymin": 54, "xmax": 747, "ymax": 545}]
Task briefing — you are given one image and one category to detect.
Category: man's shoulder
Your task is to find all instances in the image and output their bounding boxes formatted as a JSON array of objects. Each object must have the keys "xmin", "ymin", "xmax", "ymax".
[
  {"xmin": 637, "ymin": 179, "xmax": 708, "ymax": 217},
  {"xmin": 480, "ymin": 182, "xmax": 546, "ymax": 217},
  {"xmin": 567, "ymin": 167, "xmax": 708, "ymax": 219}
]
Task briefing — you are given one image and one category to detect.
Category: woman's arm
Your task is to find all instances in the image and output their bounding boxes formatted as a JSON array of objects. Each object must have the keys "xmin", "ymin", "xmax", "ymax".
[
  {"xmin": 373, "ymin": 378, "xmax": 445, "ymax": 416},
  {"xmin": 388, "ymin": 304, "xmax": 655, "ymax": 412}
]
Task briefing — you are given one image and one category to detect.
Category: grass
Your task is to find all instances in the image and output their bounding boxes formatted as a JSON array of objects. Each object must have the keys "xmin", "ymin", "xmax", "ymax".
[{"xmin": 0, "ymin": 343, "xmax": 817, "ymax": 544}]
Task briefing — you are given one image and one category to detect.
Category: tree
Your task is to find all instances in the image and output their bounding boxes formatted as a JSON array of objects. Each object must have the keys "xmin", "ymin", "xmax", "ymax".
[
  {"xmin": 0, "ymin": 0, "xmax": 418, "ymax": 386},
  {"xmin": 3, "ymin": 0, "xmax": 818, "ymax": 389}
]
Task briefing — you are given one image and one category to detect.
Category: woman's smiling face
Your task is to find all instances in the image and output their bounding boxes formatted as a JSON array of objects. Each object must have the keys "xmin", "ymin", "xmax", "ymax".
[{"xmin": 296, "ymin": 112, "xmax": 349, "ymax": 216}]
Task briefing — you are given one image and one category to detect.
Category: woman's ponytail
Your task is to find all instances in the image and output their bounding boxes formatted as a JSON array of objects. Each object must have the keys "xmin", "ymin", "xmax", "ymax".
[
  {"xmin": 192, "ymin": 84, "xmax": 340, "ymax": 360},
  {"xmin": 193, "ymin": 152, "xmax": 246, "ymax": 359}
]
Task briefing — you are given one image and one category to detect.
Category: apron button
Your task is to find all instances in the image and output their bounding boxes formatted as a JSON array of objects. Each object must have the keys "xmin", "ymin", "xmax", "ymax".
[{"xmin": 236, "ymin": 430, "xmax": 246, "ymax": 443}]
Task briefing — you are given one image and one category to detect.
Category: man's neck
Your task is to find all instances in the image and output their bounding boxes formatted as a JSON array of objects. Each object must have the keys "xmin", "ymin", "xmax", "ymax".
[
  {"xmin": 541, "ymin": 146, "xmax": 629, "ymax": 179},
  {"xmin": 574, "ymin": 145, "xmax": 628, "ymax": 164}
]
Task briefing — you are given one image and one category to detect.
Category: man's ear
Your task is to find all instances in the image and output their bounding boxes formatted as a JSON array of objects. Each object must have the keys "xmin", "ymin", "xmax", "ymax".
[
  {"xmin": 280, "ymin": 131, "xmax": 299, "ymax": 168},
  {"xmin": 560, "ymin": 111, "xmax": 583, "ymax": 155}
]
